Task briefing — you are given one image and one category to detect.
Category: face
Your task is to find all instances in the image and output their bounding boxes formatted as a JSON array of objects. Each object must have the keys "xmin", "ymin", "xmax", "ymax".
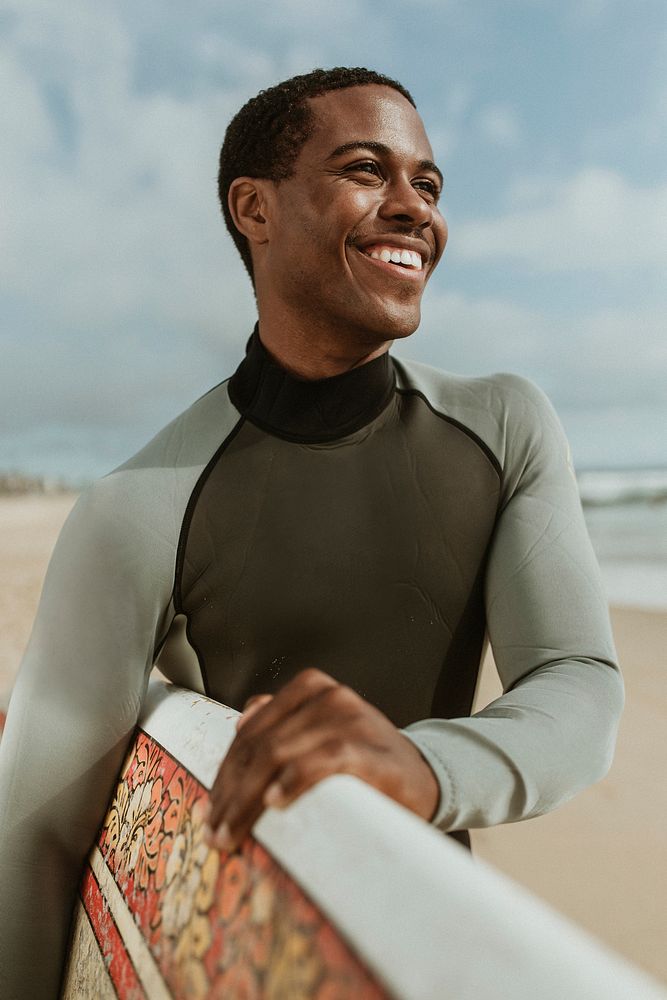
[{"xmin": 257, "ymin": 85, "xmax": 448, "ymax": 347}]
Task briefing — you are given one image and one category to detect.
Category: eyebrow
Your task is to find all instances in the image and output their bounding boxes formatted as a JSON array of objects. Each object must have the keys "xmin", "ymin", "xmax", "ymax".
[{"xmin": 326, "ymin": 141, "xmax": 444, "ymax": 187}]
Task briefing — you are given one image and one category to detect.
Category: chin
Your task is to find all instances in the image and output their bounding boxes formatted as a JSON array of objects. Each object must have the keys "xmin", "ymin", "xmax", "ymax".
[{"xmin": 372, "ymin": 302, "xmax": 421, "ymax": 341}]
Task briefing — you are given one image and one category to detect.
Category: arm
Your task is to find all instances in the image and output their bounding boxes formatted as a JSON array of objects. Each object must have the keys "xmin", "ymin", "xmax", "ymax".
[
  {"xmin": 202, "ymin": 376, "xmax": 622, "ymax": 845},
  {"xmin": 0, "ymin": 479, "xmax": 174, "ymax": 999},
  {"xmin": 404, "ymin": 376, "xmax": 624, "ymax": 830},
  {"xmin": 205, "ymin": 669, "xmax": 440, "ymax": 852}
]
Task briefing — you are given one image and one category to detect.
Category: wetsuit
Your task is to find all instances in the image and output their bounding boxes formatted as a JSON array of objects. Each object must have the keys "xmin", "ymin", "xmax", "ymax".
[{"xmin": 0, "ymin": 328, "xmax": 623, "ymax": 998}]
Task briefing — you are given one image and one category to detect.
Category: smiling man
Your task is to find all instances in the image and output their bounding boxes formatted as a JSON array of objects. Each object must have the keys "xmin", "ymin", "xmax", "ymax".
[{"xmin": 0, "ymin": 67, "xmax": 623, "ymax": 998}]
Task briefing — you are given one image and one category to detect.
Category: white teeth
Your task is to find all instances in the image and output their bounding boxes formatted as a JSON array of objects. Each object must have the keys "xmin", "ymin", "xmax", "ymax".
[{"xmin": 365, "ymin": 245, "xmax": 424, "ymax": 270}]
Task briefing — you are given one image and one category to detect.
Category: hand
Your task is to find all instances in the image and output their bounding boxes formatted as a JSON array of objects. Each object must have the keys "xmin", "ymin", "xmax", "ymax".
[{"xmin": 204, "ymin": 668, "xmax": 440, "ymax": 851}]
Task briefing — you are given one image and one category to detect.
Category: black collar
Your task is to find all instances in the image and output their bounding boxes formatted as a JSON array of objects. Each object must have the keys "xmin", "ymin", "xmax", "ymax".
[{"xmin": 228, "ymin": 326, "xmax": 396, "ymax": 443}]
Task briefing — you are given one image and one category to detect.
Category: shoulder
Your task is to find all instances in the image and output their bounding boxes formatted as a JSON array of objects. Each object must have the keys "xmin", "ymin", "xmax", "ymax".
[
  {"xmin": 61, "ymin": 380, "xmax": 243, "ymax": 567},
  {"xmin": 116, "ymin": 378, "xmax": 241, "ymax": 475},
  {"xmin": 394, "ymin": 353, "xmax": 550, "ymax": 412},
  {"xmin": 394, "ymin": 355, "xmax": 561, "ymax": 447},
  {"xmin": 392, "ymin": 356, "xmax": 573, "ymax": 498}
]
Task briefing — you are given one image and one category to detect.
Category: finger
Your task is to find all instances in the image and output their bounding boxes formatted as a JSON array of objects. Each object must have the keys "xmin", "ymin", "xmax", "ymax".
[
  {"xmin": 263, "ymin": 738, "xmax": 366, "ymax": 810},
  {"xmin": 208, "ymin": 671, "xmax": 340, "ymax": 820},
  {"xmin": 235, "ymin": 694, "xmax": 273, "ymax": 732},
  {"xmin": 216, "ymin": 732, "xmax": 358, "ymax": 850},
  {"xmin": 210, "ymin": 679, "xmax": 356, "ymax": 821},
  {"xmin": 208, "ymin": 684, "xmax": 363, "ymax": 843},
  {"xmin": 230, "ymin": 668, "xmax": 339, "ymax": 743},
  {"xmin": 210, "ymin": 710, "xmax": 340, "ymax": 835}
]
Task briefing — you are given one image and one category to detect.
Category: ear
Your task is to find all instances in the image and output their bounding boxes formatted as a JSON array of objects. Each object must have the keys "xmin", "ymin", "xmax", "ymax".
[{"xmin": 227, "ymin": 177, "xmax": 272, "ymax": 246}]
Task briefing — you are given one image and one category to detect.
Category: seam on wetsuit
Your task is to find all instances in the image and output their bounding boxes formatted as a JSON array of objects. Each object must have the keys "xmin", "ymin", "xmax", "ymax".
[
  {"xmin": 173, "ymin": 414, "xmax": 246, "ymax": 613},
  {"xmin": 172, "ymin": 412, "xmax": 247, "ymax": 694},
  {"xmin": 183, "ymin": 611, "xmax": 212, "ymax": 697},
  {"xmin": 395, "ymin": 387, "xmax": 503, "ymax": 480}
]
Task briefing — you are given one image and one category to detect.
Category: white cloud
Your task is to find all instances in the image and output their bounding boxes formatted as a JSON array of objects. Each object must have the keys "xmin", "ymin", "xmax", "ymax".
[
  {"xmin": 396, "ymin": 290, "xmax": 667, "ymax": 465},
  {"xmin": 426, "ymin": 83, "xmax": 475, "ymax": 164},
  {"xmin": 476, "ymin": 103, "xmax": 521, "ymax": 147},
  {"xmin": 1, "ymin": 1, "xmax": 665, "ymax": 477},
  {"xmin": 0, "ymin": 3, "xmax": 256, "ymax": 340},
  {"xmin": 400, "ymin": 290, "xmax": 666, "ymax": 407},
  {"xmin": 455, "ymin": 168, "xmax": 667, "ymax": 271}
]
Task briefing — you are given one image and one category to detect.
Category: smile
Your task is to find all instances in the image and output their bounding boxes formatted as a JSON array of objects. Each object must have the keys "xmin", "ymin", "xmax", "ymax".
[{"xmin": 363, "ymin": 243, "xmax": 423, "ymax": 270}]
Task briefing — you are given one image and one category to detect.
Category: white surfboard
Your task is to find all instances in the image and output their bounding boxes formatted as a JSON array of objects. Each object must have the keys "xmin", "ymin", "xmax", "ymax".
[{"xmin": 59, "ymin": 680, "xmax": 667, "ymax": 1000}]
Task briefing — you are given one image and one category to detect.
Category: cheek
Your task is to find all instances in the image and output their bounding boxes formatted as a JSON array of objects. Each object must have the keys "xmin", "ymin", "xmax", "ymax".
[
  {"xmin": 344, "ymin": 187, "xmax": 381, "ymax": 222},
  {"xmin": 320, "ymin": 186, "xmax": 380, "ymax": 233},
  {"xmin": 433, "ymin": 212, "xmax": 448, "ymax": 262}
]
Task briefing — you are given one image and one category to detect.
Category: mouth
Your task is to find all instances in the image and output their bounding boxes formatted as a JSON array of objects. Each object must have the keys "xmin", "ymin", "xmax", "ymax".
[
  {"xmin": 354, "ymin": 242, "xmax": 426, "ymax": 280},
  {"xmin": 364, "ymin": 243, "xmax": 423, "ymax": 270}
]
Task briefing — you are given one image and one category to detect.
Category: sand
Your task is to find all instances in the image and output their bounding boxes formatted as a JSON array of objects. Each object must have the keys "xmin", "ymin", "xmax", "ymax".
[
  {"xmin": 1, "ymin": 494, "xmax": 665, "ymax": 983},
  {"xmin": 472, "ymin": 608, "xmax": 667, "ymax": 983}
]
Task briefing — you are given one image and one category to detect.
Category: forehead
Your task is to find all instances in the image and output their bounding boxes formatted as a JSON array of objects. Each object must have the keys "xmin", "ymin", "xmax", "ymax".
[{"xmin": 301, "ymin": 84, "xmax": 435, "ymax": 163}]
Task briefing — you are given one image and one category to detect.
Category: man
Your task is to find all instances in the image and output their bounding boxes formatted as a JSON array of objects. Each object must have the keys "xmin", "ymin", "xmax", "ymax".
[{"xmin": 0, "ymin": 67, "xmax": 623, "ymax": 998}]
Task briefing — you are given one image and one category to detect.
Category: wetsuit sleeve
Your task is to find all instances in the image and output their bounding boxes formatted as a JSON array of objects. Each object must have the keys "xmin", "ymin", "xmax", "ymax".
[
  {"xmin": 0, "ymin": 479, "xmax": 174, "ymax": 1000},
  {"xmin": 405, "ymin": 376, "xmax": 624, "ymax": 831}
]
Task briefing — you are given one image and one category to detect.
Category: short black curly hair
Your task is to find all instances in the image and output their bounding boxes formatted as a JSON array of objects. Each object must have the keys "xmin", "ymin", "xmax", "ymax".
[{"xmin": 218, "ymin": 67, "xmax": 415, "ymax": 283}]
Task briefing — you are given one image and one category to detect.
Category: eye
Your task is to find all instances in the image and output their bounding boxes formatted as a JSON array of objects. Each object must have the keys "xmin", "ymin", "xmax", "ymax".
[
  {"xmin": 413, "ymin": 178, "xmax": 441, "ymax": 202},
  {"xmin": 345, "ymin": 160, "xmax": 382, "ymax": 179}
]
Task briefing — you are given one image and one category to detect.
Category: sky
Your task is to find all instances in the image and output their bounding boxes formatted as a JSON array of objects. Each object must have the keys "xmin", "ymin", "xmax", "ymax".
[{"xmin": 1, "ymin": 0, "xmax": 666, "ymax": 481}]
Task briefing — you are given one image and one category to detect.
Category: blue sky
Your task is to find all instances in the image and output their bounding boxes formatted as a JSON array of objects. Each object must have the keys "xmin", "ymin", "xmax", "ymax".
[{"xmin": 1, "ymin": 0, "xmax": 665, "ymax": 480}]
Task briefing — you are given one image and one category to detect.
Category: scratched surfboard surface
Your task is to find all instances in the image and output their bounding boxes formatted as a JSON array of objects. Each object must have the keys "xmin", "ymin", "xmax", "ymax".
[{"xmin": 60, "ymin": 725, "xmax": 387, "ymax": 1000}]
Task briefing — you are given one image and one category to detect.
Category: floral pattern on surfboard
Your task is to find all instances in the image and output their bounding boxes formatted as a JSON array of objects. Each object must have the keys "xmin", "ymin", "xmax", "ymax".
[{"xmin": 64, "ymin": 728, "xmax": 389, "ymax": 999}]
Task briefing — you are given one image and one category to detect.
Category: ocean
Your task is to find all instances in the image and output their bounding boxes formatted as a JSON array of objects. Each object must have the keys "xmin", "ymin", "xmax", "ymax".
[{"xmin": 578, "ymin": 469, "xmax": 667, "ymax": 611}]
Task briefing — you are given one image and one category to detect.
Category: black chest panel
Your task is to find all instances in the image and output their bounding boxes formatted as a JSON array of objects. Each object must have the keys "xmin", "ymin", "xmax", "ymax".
[{"xmin": 176, "ymin": 386, "xmax": 500, "ymax": 728}]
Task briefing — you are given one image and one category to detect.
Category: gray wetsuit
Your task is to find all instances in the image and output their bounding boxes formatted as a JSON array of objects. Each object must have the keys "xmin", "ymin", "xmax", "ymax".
[{"xmin": 0, "ymin": 328, "xmax": 623, "ymax": 998}]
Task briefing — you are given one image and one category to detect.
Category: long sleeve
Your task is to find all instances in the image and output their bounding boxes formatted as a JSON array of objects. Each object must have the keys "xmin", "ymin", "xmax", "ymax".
[
  {"xmin": 0, "ymin": 479, "xmax": 178, "ymax": 999},
  {"xmin": 0, "ymin": 381, "xmax": 245, "ymax": 1000},
  {"xmin": 404, "ymin": 375, "xmax": 624, "ymax": 831}
]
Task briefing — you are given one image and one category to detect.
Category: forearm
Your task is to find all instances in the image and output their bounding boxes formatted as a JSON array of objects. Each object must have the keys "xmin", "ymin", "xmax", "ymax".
[
  {"xmin": 0, "ymin": 674, "xmax": 138, "ymax": 999},
  {"xmin": 404, "ymin": 654, "xmax": 623, "ymax": 830},
  {"xmin": 0, "ymin": 484, "xmax": 171, "ymax": 999},
  {"xmin": 405, "ymin": 375, "xmax": 625, "ymax": 833}
]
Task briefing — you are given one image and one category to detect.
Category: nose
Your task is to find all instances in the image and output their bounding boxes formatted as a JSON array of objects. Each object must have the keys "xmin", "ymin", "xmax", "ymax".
[{"xmin": 378, "ymin": 175, "xmax": 434, "ymax": 229}]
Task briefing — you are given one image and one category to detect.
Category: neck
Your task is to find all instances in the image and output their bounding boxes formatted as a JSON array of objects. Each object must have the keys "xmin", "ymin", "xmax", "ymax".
[
  {"xmin": 256, "ymin": 306, "xmax": 392, "ymax": 380},
  {"xmin": 227, "ymin": 325, "xmax": 396, "ymax": 443}
]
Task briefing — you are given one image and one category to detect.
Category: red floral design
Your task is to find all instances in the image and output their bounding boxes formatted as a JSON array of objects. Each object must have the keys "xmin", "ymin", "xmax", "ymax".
[{"xmin": 97, "ymin": 730, "xmax": 388, "ymax": 998}]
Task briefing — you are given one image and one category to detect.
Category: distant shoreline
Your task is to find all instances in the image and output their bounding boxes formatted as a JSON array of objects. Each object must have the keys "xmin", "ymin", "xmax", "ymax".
[{"xmin": 0, "ymin": 473, "xmax": 80, "ymax": 497}]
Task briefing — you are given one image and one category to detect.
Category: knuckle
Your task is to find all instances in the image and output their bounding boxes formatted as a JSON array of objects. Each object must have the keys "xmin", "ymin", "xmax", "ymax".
[
  {"xmin": 296, "ymin": 667, "xmax": 324, "ymax": 686},
  {"xmin": 296, "ymin": 667, "xmax": 330, "ymax": 688},
  {"xmin": 263, "ymin": 738, "xmax": 287, "ymax": 768},
  {"xmin": 323, "ymin": 736, "xmax": 356, "ymax": 769},
  {"xmin": 325, "ymin": 683, "xmax": 360, "ymax": 713},
  {"xmin": 243, "ymin": 693, "xmax": 269, "ymax": 712}
]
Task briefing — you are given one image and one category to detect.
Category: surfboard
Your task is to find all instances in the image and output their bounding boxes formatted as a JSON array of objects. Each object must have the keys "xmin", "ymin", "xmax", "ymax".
[
  {"xmin": 57, "ymin": 679, "xmax": 667, "ymax": 1000},
  {"xmin": 60, "ymin": 681, "xmax": 386, "ymax": 1000}
]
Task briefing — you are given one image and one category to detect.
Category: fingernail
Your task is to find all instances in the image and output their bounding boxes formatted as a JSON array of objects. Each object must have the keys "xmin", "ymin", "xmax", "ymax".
[
  {"xmin": 214, "ymin": 821, "xmax": 234, "ymax": 852},
  {"xmin": 201, "ymin": 800, "xmax": 211, "ymax": 822},
  {"xmin": 264, "ymin": 782, "xmax": 284, "ymax": 808}
]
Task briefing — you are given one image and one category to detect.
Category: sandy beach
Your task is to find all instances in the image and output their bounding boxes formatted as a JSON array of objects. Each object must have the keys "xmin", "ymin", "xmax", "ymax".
[{"xmin": 1, "ymin": 493, "xmax": 665, "ymax": 984}]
